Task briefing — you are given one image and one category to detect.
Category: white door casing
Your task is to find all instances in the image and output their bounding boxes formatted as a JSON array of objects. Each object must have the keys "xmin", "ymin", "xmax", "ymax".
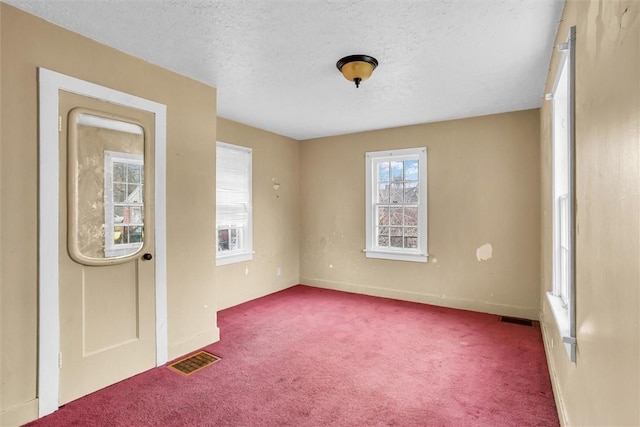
[{"xmin": 38, "ymin": 68, "xmax": 167, "ymax": 417}]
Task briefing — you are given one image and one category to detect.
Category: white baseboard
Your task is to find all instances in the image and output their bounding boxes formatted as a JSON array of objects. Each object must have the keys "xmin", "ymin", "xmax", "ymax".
[
  {"xmin": 217, "ymin": 281, "xmax": 298, "ymax": 311},
  {"xmin": 300, "ymin": 278, "xmax": 540, "ymax": 320},
  {"xmin": 168, "ymin": 327, "xmax": 220, "ymax": 361},
  {"xmin": 0, "ymin": 398, "xmax": 39, "ymax": 427},
  {"xmin": 539, "ymin": 311, "xmax": 569, "ymax": 427}
]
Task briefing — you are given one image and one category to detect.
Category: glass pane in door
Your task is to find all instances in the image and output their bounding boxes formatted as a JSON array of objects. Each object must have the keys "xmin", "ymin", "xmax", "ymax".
[{"xmin": 68, "ymin": 110, "xmax": 146, "ymax": 263}]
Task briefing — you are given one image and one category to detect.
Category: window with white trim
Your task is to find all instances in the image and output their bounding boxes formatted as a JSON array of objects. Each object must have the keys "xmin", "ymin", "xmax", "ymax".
[
  {"xmin": 365, "ymin": 147, "xmax": 427, "ymax": 263},
  {"xmin": 216, "ymin": 142, "xmax": 253, "ymax": 266},
  {"xmin": 547, "ymin": 26, "xmax": 576, "ymax": 362},
  {"xmin": 104, "ymin": 151, "xmax": 144, "ymax": 258}
]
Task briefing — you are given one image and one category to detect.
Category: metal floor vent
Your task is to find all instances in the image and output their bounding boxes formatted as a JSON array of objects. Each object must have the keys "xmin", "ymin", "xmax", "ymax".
[
  {"xmin": 169, "ymin": 351, "xmax": 221, "ymax": 376},
  {"xmin": 500, "ymin": 316, "xmax": 538, "ymax": 327}
]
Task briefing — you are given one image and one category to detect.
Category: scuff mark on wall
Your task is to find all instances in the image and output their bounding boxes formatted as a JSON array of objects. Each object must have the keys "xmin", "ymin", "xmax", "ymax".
[{"xmin": 476, "ymin": 243, "xmax": 493, "ymax": 261}]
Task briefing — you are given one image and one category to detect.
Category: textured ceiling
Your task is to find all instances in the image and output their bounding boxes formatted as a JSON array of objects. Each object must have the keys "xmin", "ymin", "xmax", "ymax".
[{"xmin": 6, "ymin": 0, "xmax": 564, "ymax": 140}]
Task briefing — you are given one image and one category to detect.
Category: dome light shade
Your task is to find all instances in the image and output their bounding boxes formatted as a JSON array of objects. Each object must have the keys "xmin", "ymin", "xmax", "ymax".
[{"xmin": 336, "ymin": 55, "xmax": 378, "ymax": 88}]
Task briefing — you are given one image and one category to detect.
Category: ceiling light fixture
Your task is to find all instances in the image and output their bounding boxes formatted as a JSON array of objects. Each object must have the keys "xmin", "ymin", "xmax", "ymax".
[{"xmin": 336, "ymin": 54, "xmax": 378, "ymax": 88}]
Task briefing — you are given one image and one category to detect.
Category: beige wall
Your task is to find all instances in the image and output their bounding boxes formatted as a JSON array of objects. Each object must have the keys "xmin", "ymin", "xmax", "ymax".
[
  {"xmin": 539, "ymin": 0, "xmax": 640, "ymax": 425},
  {"xmin": 300, "ymin": 110, "xmax": 541, "ymax": 319},
  {"xmin": 216, "ymin": 118, "xmax": 300, "ymax": 310},
  {"xmin": 0, "ymin": 5, "xmax": 219, "ymax": 425}
]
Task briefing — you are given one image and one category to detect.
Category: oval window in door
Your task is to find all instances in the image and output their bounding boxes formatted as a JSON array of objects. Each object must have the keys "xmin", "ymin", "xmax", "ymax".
[{"xmin": 68, "ymin": 108, "xmax": 148, "ymax": 265}]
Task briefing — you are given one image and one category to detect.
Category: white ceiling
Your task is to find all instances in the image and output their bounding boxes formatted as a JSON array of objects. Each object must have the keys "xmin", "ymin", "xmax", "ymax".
[{"xmin": 6, "ymin": 0, "xmax": 564, "ymax": 140}]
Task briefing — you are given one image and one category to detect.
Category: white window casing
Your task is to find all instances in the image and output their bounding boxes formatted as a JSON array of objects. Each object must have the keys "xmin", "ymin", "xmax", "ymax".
[
  {"xmin": 216, "ymin": 142, "xmax": 253, "ymax": 266},
  {"xmin": 365, "ymin": 147, "xmax": 428, "ymax": 263}
]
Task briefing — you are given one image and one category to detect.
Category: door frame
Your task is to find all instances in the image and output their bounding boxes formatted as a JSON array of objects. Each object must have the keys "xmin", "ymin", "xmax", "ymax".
[{"xmin": 38, "ymin": 68, "xmax": 168, "ymax": 417}]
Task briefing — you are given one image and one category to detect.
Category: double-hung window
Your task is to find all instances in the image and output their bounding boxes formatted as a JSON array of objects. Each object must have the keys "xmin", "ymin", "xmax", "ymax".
[
  {"xmin": 365, "ymin": 147, "xmax": 427, "ymax": 263},
  {"xmin": 547, "ymin": 27, "xmax": 576, "ymax": 362},
  {"xmin": 104, "ymin": 151, "xmax": 144, "ymax": 258},
  {"xmin": 216, "ymin": 142, "xmax": 252, "ymax": 266}
]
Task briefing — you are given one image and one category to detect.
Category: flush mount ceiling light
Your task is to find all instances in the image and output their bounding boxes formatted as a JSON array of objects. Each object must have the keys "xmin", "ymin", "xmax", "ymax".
[{"xmin": 336, "ymin": 54, "xmax": 378, "ymax": 88}]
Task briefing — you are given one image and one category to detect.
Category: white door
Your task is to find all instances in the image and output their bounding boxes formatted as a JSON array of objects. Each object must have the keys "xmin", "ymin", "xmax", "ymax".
[{"xmin": 58, "ymin": 90, "xmax": 156, "ymax": 405}]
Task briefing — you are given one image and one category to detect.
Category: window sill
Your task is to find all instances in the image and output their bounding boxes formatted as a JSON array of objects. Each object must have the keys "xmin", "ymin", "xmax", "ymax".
[
  {"xmin": 546, "ymin": 292, "xmax": 576, "ymax": 362},
  {"xmin": 365, "ymin": 249, "xmax": 427, "ymax": 263},
  {"xmin": 216, "ymin": 252, "xmax": 253, "ymax": 266}
]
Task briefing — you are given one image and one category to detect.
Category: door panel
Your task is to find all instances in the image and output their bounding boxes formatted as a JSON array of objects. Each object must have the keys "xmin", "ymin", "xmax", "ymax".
[
  {"xmin": 82, "ymin": 263, "xmax": 140, "ymax": 355},
  {"xmin": 58, "ymin": 90, "xmax": 156, "ymax": 405}
]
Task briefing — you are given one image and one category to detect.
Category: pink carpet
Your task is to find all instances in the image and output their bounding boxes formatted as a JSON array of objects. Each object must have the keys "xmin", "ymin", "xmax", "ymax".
[{"xmin": 27, "ymin": 285, "xmax": 558, "ymax": 426}]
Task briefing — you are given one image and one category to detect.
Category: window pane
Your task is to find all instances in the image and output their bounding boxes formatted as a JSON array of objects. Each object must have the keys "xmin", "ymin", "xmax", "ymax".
[
  {"xmin": 130, "ymin": 207, "xmax": 143, "ymax": 224},
  {"xmin": 560, "ymin": 195, "xmax": 569, "ymax": 247},
  {"xmin": 114, "ymin": 163, "xmax": 126, "ymax": 182},
  {"xmin": 390, "ymin": 207, "xmax": 403, "ymax": 225},
  {"xmin": 218, "ymin": 229, "xmax": 229, "ymax": 251},
  {"xmin": 114, "ymin": 226, "xmax": 124, "ymax": 244},
  {"xmin": 378, "ymin": 183, "xmax": 389, "ymax": 203},
  {"xmin": 405, "ymin": 237, "xmax": 418, "ymax": 249},
  {"xmin": 127, "ymin": 183, "xmax": 142, "ymax": 203},
  {"xmin": 404, "ymin": 207, "xmax": 418, "ymax": 226},
  {"xmin": 378, "ymin": 235, "xmax": 389, "ymax": 247},
  {"xmin": 391, "ymin": 161, "xmax": 403, "ymax": 181},
  {"xmin": 404, "ymin": 181, "xmax": 419, "ymax": 203},
  {"xmin": 390, "ymin": 227, "xmax": 403, "ymax": 236},
  {"xmin": 230, "ymin": 228, "xmax": 238, "ymax": 250},
  {"xmin": 379, "ymin": 226, "xmax": 389, "ymax": 236},
  {"xmin": 561, "ymin": 246, "xmax": 569, "ymax": 304},
  {"xmin": 114, "ymin": 206, "xmax": 124, "ymax": 223},
  {"xmin": 404, "ymin": 159, "xmax": 419, "ymax": 181},
  {"xmin": 390, "ymin": 182, "xmax": 403, "ymax": 204},
  {"xmin": 121, "ymin": 226, "xmax": 130, "ymax": 244},
  {"xmin": 114, "ymin": 183, "xmax": 126, "ymax": 203},
  {"xmin": 405, "ymin": 227, "xmax": 418, "ymax": 237},
  {"xmin": 377, "ymin": 161, "xmax": 390, "ymax": 182},
  {"xmin": 128, "ymin": 226, "xmax": 143, "ymax": 244},
  {"xmin": 377, "ymin": 206, "xmax": 389, "ymax": 225},
  {"xmin": 119, "ymin": 207, "xmax": 130, "ymax": 225},
  {"xmin": 390, "ymin": 236, "xmax": 403, "ymax": 248},
  {"xmin": 127, "ymin": 163, "xmax": 141, "ymax": 183}
]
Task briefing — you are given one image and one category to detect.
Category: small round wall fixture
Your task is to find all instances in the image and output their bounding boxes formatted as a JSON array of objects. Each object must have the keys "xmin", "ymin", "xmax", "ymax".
[{"xmin": 336, "ymin": 54, "xmax": 378, "ymax": 88}]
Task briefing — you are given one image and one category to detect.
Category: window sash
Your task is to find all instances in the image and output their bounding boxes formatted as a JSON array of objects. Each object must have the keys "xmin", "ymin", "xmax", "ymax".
[
  {"xmin": 548, "ymin": 26, "xmax": 576, "ymax": 363},
  {"xmin": 216, "ymin": 142, "xmax": 252, "ymax": 265},
  {"xmin": 365, "ymin": 148, "xmax": 427, "ymax": 262}
]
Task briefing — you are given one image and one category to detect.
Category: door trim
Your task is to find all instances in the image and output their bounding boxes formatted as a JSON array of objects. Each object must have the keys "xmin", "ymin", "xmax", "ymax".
[{"xmin": 37, "ymin": 68, "xmax": 168, "ymax": 417}]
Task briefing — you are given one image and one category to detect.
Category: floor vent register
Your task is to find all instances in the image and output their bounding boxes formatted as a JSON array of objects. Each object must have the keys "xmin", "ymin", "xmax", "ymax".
[{"xmin": 169, "ymin": 351, "xmax": 221, "ymax": 376}]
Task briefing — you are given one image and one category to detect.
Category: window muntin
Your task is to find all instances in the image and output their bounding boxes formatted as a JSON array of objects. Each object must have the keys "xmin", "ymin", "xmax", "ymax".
[
  {"xmin": 216, "ymin": 142, "xmax": 253, "ymax": 265},
  {"xmin": 366, "ymin": 148, "xmax": 427, "ymax": 262}
]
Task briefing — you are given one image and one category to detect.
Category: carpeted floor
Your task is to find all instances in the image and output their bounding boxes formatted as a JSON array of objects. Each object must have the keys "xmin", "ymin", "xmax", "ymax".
[{"xmin": 27, "ymin": 285, "xmax": 558, "ymax": 426}]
